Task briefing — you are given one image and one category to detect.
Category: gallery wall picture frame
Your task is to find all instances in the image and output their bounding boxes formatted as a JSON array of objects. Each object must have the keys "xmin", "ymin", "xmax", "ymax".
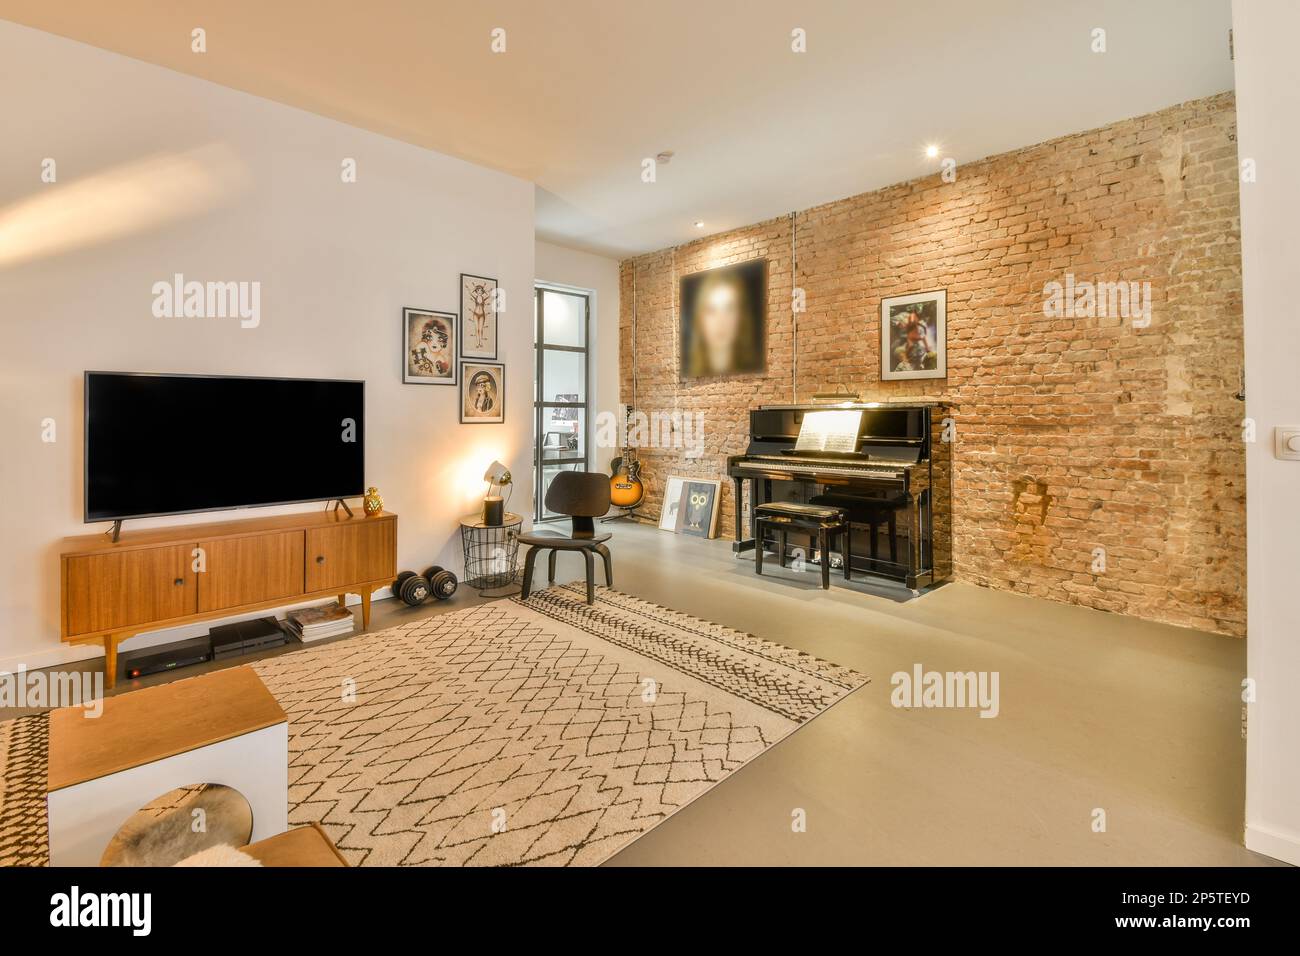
[
  {"xmin": 460, "ymin": 361, "xmax": 505, "ymax": 424},
  {"xmin": 880, "ymin": 288, "xmax": 947, "ymax": 381},
  {"xmin": 679, "ymin": 258, "xmax": 767, "ymax": 378},
  {"xmin": 878, "ymin": 287, "xmax": 951, "ymax": 382},
  {"xmin": 460, "ymin": 273, "xmax": 499, "ymax": 360},
  {"xmin": 677, "ymin": 478, "xmax": 722, "ymax": 538},
  {"xmin": 658, "ymin": 475, "xmax": 686, "ymax": 532},
  {"xmin": 403, "ymin": 307, "xmax": 458, "ymax": 385}
]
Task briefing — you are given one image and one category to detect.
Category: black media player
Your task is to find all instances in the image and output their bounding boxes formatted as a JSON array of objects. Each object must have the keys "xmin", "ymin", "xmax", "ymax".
[
  {"xmin": 210, "ymin": 616, "xmax": 289, "ymax": 660},
  {"xmin": 123, "ymin": 636, "xmax": 212, "ymax": 679}
]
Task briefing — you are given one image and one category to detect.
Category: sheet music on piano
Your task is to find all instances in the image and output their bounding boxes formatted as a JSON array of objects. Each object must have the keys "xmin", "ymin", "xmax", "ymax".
[{"xmin": 793, "ymin": 409, "xmax": 863, "ymax": 454}]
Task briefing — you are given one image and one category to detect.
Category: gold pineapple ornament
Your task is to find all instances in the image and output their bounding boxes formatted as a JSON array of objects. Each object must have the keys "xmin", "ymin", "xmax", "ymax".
[{"xmin": 363, "ymin": 486, "xmax": 384, "ymax": 517}]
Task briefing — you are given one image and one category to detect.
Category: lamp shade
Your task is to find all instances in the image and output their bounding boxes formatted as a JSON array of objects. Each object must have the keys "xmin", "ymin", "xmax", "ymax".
[{"xmin": 483, "ymin": 460, "xmax": 511, "ymax": 485}]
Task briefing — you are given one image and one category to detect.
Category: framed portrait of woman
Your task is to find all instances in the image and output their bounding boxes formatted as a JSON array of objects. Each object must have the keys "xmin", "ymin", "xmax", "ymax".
[
  {"xmin": 679, "ymin": 259, "xmax": 767, "ymax": 378},
  {"xmin": 880, "ymin": 289, "xmax": 947, "ymax": 381},
  {"xmin": 402, "ymin": 307, "xmax": 457, "ymax": 385},
  {"xmin": 460, "ymin": 361, "xmax": 505, "ymax": 424}
]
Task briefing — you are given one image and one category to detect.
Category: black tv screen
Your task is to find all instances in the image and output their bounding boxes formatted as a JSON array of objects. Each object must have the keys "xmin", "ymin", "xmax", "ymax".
[{"xmin": 85, "ymin": 372, "xmax": 365, "ymax": 522}]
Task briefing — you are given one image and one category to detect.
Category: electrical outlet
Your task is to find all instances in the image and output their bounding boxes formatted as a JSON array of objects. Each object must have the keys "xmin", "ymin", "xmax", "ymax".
[{"xmin": 1273, "ymin": 426, "xmax": 1300, "ymax": 461}]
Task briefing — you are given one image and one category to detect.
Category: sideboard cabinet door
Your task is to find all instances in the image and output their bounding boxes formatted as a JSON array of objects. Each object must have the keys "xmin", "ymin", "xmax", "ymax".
[
  {"xmin": 64, "ymin": 546, "xmax": 197, "ymax": 637},
  {"xmin": 197, "ymin": 530, "xmax": 306, "ymax": 613},
  {"xmin": 304, "ymin": 520, "xmax": 396, "ymax": 593}
]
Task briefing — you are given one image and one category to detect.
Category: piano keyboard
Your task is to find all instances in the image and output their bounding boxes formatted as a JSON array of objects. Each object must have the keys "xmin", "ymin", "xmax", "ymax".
[{"xmin": 741, "ymin": 456, "xmax": 904, "ymax": 480}]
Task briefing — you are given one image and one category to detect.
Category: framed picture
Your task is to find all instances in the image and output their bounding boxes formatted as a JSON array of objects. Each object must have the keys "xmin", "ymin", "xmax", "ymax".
[
  {"xmin": 460, "ymin": 361, "xmax": 505, "ymax": 423},
  {"xmin": 460, "ymin": 273, "xmax": 499, "ymax": 359},
  {"xmin": 658, "ymin": 475, "xmax": 686, "ymax": 532},
  {"xmin": 403, "ymin": 308, "xmax": 457, "ymax": 385},
  {"xmin": 678, "ymin": 479, "xmax": 722, "ymax": 538},
  {"xmin": 881, "ymin": 289, "xmax": 946, "ymax": 380},
  {"xmin": 679, "ymin": 259, "xmax": 767, "ymax": 378}
]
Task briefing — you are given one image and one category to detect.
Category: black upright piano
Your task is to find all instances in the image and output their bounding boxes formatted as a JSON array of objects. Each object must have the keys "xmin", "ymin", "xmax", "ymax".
[{"xmin": 726, "ymin": 402, "xmax": 952, "ymax": 592}]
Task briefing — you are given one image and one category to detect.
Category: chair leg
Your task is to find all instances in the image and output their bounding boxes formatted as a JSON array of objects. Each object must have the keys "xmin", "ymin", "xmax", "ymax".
[
  {"xmin": 843, "ymin": 525, "xmax": 852, "ymax": 581},
  {"xmin": 582, "ymin": 549, "xmax": 595, "ymax": 605},
  {"xmin": 819, "ymin": 528, "xmax": 830, "ymax": 589},
  {"xmin": 888, "ymin": 512, "xmax": 898, "ymax": 562},
  {"xmin": 521, "ymin": 547, "xmax": 540, "ymax": 599},
  {"xmin": 547, "ymin": 549, "xmax": 558, "ymax": 583},
  {"xmin": 755, "ymin": 522, "xmax": 765, "ymax": 576},
  {"xmin": 595, "ymin": 544, "xmax": 613, "ymax": 587},
  {"xmin": 777, "ymin": 529, "xmax": 787, "ymax": 568},
  {"xmin": 869, "ymin": 518, "xmax": 879, "ymax": 561}
]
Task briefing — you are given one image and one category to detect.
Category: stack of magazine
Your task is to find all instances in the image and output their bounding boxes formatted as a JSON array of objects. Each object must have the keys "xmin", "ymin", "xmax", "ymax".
[{"xmin": 283, "ymin": 603, "xmax": 355, "ymax": 643}]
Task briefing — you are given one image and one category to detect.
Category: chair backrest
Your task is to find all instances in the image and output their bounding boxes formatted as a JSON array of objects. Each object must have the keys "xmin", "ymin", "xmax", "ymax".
[{"xmin": 545, "ymin": 471, "xmax": 610, "ymax": 537}]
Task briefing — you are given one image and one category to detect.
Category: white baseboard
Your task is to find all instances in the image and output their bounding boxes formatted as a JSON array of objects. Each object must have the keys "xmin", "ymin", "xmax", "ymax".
[
  {"xmin": 0, "ymin": 643, "xmax": 104, "ymax": 673},
  {"xmin": 1245, "ymin": 822, "xmax": 1300, "ymax": 866}
]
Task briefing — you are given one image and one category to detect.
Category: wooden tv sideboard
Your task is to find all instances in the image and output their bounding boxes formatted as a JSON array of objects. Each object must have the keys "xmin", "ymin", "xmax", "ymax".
[{"xmin": 60, "ymin": 510, "xmax": 397, "ymax": 688}]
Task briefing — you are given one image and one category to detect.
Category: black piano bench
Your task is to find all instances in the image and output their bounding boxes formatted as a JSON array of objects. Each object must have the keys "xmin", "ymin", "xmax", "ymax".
[{"xmin": 754, "ymin": 502, "xmax": 851, "ymax": 590}]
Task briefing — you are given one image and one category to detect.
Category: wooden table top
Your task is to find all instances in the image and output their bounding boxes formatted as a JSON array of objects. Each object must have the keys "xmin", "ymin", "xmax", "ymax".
[
  {"xmin": 243, "ymin": 822, "xmax": 348, "ymax": 867},
  {"xmin": 61, "ymin": 509, "xmax": 396, "ymax": 557},
  {"xmin": 48, "ymin": 665, "xmax": 287, "ymax": 793}
]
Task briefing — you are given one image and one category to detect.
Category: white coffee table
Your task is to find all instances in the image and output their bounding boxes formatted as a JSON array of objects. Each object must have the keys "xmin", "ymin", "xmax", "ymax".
[{"xmin": 46, "ymin": 666, "xmax": 288, "ymax": 867}]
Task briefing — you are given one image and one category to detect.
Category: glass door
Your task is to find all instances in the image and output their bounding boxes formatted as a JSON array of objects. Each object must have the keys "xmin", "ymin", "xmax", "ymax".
[{"xmin": 534, "ymin": 286, "xmax": 590, "ymax": 521}]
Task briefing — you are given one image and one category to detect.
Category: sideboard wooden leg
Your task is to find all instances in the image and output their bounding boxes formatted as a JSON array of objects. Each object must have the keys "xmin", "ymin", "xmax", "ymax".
[
  {"xmin": 360, "ymin": 591, "xmax": 371, "ymax": 631},
  {"xmin": 337, "ymin": 594, "xmax": 346, "ymax": 607},
  {"xmin": 102, "ymin": 636, "xmax": 118, "ymax": 691}
]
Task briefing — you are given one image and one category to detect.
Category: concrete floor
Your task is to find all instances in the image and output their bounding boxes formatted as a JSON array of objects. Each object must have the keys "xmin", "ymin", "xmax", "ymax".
[{"xmin": 4, "ymin": 519, "xmax": 1275, "ymax": 866}]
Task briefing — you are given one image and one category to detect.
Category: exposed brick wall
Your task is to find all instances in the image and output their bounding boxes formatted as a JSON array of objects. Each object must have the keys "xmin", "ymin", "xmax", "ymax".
[{"xmin": 619, "ymin": 93, "xmax": 1244, "ymax": 637}]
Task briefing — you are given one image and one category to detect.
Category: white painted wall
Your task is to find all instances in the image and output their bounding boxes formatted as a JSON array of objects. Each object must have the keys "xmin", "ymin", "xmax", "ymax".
[
  {"xmin": 535, "ymin": 240, "xmax": 621, "ymax": 472},
  {"xmin": 0, "ymin": 23, "xmax": 535, "ymax": 669},
  {"xmin": 1233, "ymin": 0, "xmax": 1300, "ymax": 866}
]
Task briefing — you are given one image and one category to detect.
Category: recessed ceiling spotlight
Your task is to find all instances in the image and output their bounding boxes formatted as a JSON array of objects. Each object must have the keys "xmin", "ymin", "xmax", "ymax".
[
  {"xmin": 925, "ymin": 144, "xmax": 940, "ymax": 159},
  {"xmin": 694, "ymin": 221, "xmax": 705, "ymax": 228}
]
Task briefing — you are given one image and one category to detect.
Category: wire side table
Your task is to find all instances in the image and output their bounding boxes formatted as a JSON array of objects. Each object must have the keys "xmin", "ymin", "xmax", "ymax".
[{"xmin": 460, "ymin": 512, "xmax": 523, "ymax": 593}]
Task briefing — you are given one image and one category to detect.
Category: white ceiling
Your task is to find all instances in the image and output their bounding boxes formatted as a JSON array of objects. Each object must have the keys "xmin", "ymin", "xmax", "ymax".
[{"xmin": 0, "ymin": 0, "xmax": 1235, "ymax": 258}]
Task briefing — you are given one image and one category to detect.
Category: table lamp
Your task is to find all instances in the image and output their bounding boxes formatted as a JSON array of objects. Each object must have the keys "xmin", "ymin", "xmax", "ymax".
[{"xmin": 482, "ymin": 460, "xmax": 512, "ymax": 526}]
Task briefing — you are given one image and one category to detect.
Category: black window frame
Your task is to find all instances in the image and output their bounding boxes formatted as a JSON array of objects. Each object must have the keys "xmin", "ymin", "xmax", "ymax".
[{"xmin": 534, "ymin": 285, "xmax": 591, "ymax": 522}]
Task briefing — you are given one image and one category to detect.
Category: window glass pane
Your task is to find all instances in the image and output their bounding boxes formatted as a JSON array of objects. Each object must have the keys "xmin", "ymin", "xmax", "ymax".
[
  {"xmin": 541, "ymin": 291, "xmax": 586, "ymax": 347},
  {"xmin": 534, "ymin": 286, "xmax": 589, "ymax": 521},
  {"xmin": 542, "ymin": 349, "xmax": 586, "ymax": 404},
  {"xmin": 540, "ymin": 407, "xmax": 585, "ymax": 463}
]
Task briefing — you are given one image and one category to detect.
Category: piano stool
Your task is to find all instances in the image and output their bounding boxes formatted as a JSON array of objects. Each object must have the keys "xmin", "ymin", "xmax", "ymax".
[{"xmin": 754, "ymin": 502, "xmax": 852, "ymax": 590}]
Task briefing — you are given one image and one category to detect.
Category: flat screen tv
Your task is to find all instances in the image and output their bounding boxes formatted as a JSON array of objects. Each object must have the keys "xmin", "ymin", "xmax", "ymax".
[{"xmin": 85, "ymin": 372, "xmax": 365, "ymax": 523}]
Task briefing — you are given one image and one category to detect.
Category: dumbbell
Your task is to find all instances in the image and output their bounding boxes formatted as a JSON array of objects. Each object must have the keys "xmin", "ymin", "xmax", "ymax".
[
  {"xmin": 392, "ymin": 570, "xmax": 431, "ymax": 606},
  {"xmin": 422, "ymin": 566, "xmax": 459, "ymax": 600}
]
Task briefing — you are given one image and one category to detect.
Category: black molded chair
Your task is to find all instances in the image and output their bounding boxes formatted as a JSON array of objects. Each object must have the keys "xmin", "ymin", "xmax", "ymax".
[{"xmin": 518, "ymin": 471, "xmax": 613, "ymax": 604}]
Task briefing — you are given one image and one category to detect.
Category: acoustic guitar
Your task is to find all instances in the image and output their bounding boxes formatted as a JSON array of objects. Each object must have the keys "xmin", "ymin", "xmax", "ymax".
[{"xmin": 609, "ymin": 448, "xmax": 645, "ymax": 508}]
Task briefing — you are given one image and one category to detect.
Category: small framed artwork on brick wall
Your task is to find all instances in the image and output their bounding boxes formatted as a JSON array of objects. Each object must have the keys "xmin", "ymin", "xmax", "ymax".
[{"xmin": 881, "ymin": 289, "xmax": 946, "ymax": 380}]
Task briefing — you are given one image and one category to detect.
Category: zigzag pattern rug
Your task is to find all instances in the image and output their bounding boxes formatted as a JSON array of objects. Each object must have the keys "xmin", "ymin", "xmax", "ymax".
[
  {"xmin": 0, "ymin": 586, "xmax": 865, "ymax": 867},
  {"xmin": 251, "ymin": 585, "xmax": 866, "ymax": 866}
]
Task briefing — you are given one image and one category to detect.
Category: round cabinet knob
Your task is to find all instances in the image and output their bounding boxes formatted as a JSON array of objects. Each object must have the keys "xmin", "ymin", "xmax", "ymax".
[
  {"xmin": 1288, "ymin": 435, "xmax": 1300, "ymax": 453},
  {"xmin": 316, "ymin": 555, "xmax": 326, "ymax": 564},
  {"xmin": 173, "ymin": 578, "xmax": 184, "ymax": 586}
]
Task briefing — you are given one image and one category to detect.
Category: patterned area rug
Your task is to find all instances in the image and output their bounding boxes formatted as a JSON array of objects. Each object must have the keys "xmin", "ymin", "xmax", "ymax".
[
  {"xmin": 0, "ymin": 585, "xmax": 865, "ymax": 867},
  {"xmin": 252, "ymin": 584, "xmax": 866, "ymax": 866},
  {"xmin": 0, "ymin": 712, "xmax": 49, "ymax": 867}
]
